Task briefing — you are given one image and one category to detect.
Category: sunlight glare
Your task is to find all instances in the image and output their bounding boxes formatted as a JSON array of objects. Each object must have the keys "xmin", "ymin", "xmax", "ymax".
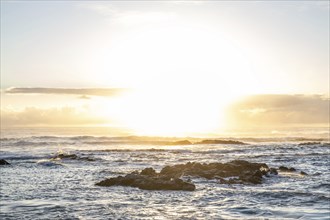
[{"xmin": 96, "ymin": 24, "xmax": 260, "ymax": 136}]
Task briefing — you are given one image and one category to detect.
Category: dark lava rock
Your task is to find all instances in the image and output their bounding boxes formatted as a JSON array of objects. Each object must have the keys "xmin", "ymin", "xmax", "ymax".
[
  {"xmin": 96, "ymin": 173, "xmax": 195, "ymax": 191},
  {"xmin": 0, "ymin": 159, "xmax": 10, "ymax": 165},
  {"xmin": 194, "ymin": 139, "xmax": 247, "ymax": 145}
]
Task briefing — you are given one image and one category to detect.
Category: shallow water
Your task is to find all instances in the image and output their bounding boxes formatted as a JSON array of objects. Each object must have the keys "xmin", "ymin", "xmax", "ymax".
[{"xmin": 0, "ymin": 129, "xmax": 329, "ymax": 219}]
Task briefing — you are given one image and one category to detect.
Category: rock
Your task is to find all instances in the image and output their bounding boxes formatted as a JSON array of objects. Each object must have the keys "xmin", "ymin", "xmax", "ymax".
[
  {"xmin": 269, "ymin": 168, "xmax": 278, "ymax": 175},
  {"xmin": 194, "ymin": 139, "xmax": 247, "ymax": 145},
  {"xmin": 289, "ymin": 167, "xmax": 296, "ymax": 172},
  {"xmin": 298, "ymin": 142, "xmax": 321, "ymax": 146},
  {"xmin": 160, "ymin": 160, "xmax": 270, "ymax": 184},
  {"xmin": 138, "ymin": 177, "xmax": 195, "ymax": 191},
  {"xmin": 160, "ymin": 164, "xmax": 185, "ymax": 178},
  {"xmin": 52, "ymin": 153, "xmax": 95, "ymax": 161},
  {"xmin": 83, "ymin": 157, "xmax": 97, "ymax": 161},
  {"xmin": 279, "ymin": 166, "xmax": 289, "ymax": 171},
  {"xmin": 53, "ymin": 153, "xmax": 78, "ymax": 160},
  {"xmin": 300, "ymin": 171, "xmax": 308, "ymax": 175},
  {"xmin": 229, "ymin": 160, "xmax": 269, "ymax": 170},
  {"xmin": 96, "ymin": 160, "xmax": 285, "ymax": 189},
  {"xmin": 218, "ymin": 177, "xmax": 241, "ymax": 184},
  {"xmin": 279, "ymin": 166, "xmax": 296, "ymax": 172},
  {"xmin": 0, "ymin": 159, "xmax": 10, "ymax": 165},
  {"xmin": 96, "ymin": 173, "xmax": 195, "ymax": 191},
  {"xmin": 140, "ymin": 167, "xmax": 157, "ymax": 176}
]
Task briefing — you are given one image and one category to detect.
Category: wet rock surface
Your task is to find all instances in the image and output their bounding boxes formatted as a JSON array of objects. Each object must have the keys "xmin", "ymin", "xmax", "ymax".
[
  {"xmin": 52, "ymin": 153, "xmax": 96, "ymax": 161},
  {"xmin": 278, "ymin": 166, "xmax": 308, "ymax": 175},
  {"xmin": 300, "ymin": 171, "xmax": 308, "ymax": 176},
  {"xmin": 279, "ymin": 166, "xmax": 296, "ymax": 172},
  {"xmin": 0, "ymin": 159, "xmax": 10, "ymax": 165},
  {"xmin": 96, "ymin": 169, "xmax": 196, "ymax": 191},
  {"xmin": 54, "ymin": 153, "xmax": 78, "ymax": 160},
  {"xmin": 159, "ymin": 160, "xmax": 270, "ymax": 184},
  {"xmin": 96, "ymin": 160, "xmax": 284, "ymax": 191},
  {"xmin": 269, "ymin": 168, "xmax": 278, "ymax": 175}
]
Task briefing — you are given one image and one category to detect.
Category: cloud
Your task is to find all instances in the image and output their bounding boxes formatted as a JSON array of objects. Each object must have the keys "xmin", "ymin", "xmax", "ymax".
[
  {"xmin": 113, "ymin": 11, "xmax": 176, "ymax": 25},
  {"xmin": 170, "ymin": 1, "xmax": 205, "ymax": 5},
  {"xmin": 79, "ymin": 2, "xmax": 117, "ymax": 16},
  {"xmin": 1, "ymin": 107, "xmax": 109, "ymax": 127},
  {"xmin": 298, "ymin": 1, "xmax": 330, "ymax": 12},
  {"xmin": 78, "ymin": 95, "xmax": 91, "ymax": 100},
  {"xmin": 226, "ymin": 94, "xmax": 329, "ymax": 127},
  {"xmin": 5, "ymin": 87, "xmax": 125, "ymax": 97},
  {"xmin": 79, "ymin": 2, "xmax": 176, "ymax": 25}
]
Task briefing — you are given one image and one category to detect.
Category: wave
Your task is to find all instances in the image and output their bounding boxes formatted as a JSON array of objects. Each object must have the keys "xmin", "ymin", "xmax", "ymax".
[
  {"xmin": 36, "ymin": 159, "xmax": 64, "ymax": 167},
  {"xmin": 255, "ymin": 190, "xmax": 330, "ymax": 202},
  {"xmin": 2, "ymin": 140, "xmax": 74, "ymax": 147},
  {"xmin": 31, "ymin": 136, "xmax": 60, "ymax": 139},
  {"xmin": 0, "ymin": 155, "xmax": 47, "ymax": 161},
  {"xmin": 82, "ymin": 148, "xmax": 172, "ymax": 153},
  {"xmin": 312, "ymin": 183, "xmax": 330, "ymax": 190},
  {"xmin": 1, "ymin": 135, "xmax": 329, "ymax": 148}
]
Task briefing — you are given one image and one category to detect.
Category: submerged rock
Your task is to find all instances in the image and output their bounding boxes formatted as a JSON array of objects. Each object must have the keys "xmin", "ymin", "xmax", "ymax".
[
  {"xmin": 0, "ymin": 159, "xmax": 10, "ymax": 165},
  {"xmin": 278, "ymin": 165, "xmax": 308, "ymax": 175}
]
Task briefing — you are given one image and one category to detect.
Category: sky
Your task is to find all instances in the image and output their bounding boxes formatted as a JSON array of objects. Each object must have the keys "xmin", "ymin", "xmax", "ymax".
[{"xmin": 1, "ymin": 1, "xmax": 329, "ymax": 136}]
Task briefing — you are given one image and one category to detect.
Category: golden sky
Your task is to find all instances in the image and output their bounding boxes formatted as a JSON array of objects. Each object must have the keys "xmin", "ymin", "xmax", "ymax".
[{"xmin": 1, "ymin": 1, "xmax": 329, "ymax": 136}]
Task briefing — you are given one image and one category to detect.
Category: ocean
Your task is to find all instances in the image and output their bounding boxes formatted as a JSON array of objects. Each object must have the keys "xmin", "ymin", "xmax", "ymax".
[{"xmin": 0, "ymin": 127, "xmax": 329, "ymax": 219}]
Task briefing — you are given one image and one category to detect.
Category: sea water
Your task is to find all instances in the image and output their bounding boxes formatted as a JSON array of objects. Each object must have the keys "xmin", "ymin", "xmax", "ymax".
[{"xmin": 0, "ymin": 127, "xmax": 329, "ymax": 219}]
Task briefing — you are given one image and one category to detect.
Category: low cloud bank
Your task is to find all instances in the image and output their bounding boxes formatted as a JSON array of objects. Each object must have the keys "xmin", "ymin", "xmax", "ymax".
[
  {"xmin": 226, "ymin": 94, "xmax": 329, "ymax": 127},
  {"xmin": 5, "ymin": 87, "xmax": 125, "ymax": 97},
  {"xmin": 2, "ymin": 94, "xmax": 328, "ymax": 128},
  {"xmin": 1, "ymin": 107, "xmax": 108, "ymax": 127}
]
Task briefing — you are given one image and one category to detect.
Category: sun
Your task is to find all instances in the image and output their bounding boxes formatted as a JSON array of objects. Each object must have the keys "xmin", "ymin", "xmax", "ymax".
[
  {"xmin": 109, "ymin": 88, "xmax": 225, "ymax": 136},
  {"xmin": 94, "ymin": 24, "xmax": 260, "ymax": 136}
]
